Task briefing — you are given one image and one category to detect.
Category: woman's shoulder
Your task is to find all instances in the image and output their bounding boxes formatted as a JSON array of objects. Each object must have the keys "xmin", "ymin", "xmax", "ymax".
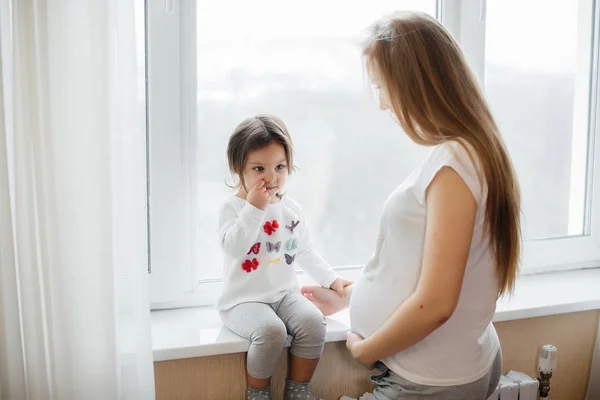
[
  {"xmin": 427, "ymin": 140, "xmax": 476, "ymax": 165},
  {"xmin": 426, "ymin": 141, "xmax": 482, "ymax": 177},
  {"xmin": 417, "ymin": 140, "xmax": 485, "ymax": 205}
]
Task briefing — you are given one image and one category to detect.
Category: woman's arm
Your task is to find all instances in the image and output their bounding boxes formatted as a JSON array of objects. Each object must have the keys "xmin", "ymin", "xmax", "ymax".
[
  {"xmin": 349, "ymin": 167, "xmax": 477, "ymax": 366},
  {"xmin": 301, "ymin": 284, "xmax": 354, "ymax": 315}
]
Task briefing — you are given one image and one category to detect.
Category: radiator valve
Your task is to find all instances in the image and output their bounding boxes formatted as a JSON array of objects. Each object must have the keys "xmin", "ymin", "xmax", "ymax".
[{"xmin": 537, "ymin": 344, "xmax": 557, "ymax": 398}]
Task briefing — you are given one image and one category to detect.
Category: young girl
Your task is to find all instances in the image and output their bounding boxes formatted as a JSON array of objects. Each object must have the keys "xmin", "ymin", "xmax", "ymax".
[
  {"xmin": 217, "ymin": 114, "xmax": 352, "ymax": 400},
  {"xmin": 302, "ymin": 12, "xmax": 521, "ymax": 400}
]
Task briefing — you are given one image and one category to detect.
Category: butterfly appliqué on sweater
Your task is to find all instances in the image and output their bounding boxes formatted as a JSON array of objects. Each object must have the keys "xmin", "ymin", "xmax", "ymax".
[
  {"xmin": 287, "ymin": 238, "xmax": 299, "ymax": 251},
  {"xmin": 263, "ymin": 220, "xmax": 279, "ymax": 236},
  {"xmin": 286, "ymin": 220, "xmax": 300, "ymax": 233},
  {"xmin": 284, "ymin": 253, "xmax": 296, "ymax": 265},
  {"xmin": 247, "ymin": 242, "xmax": 261, "ymax": 255},
  {"xmin": 266, "ymin": 241, "xmax": 281, "ymax": 253}
]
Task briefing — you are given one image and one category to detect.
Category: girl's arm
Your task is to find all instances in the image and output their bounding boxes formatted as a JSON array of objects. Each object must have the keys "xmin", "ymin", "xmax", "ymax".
[
  {"xmin": 296, "ymin": 245, "xmax": 339, "ymax": 289},
  {"xmin": 350, "ymin": 167, "xmax": 477, "ymax": 366},
  {"xmin": 293, "ymin": 204, "xmax": 353, "ymax": 296},
  {"xmin": 221, "ymin": 181, "xmax": 274, "ymax": 257},
  {"xmin": 220, "ymin": 202, "xmax": 264, "ymax": 257},
  {"xmin": 292, "ymin": 207, "xmax": 345, "ymax": 290}
]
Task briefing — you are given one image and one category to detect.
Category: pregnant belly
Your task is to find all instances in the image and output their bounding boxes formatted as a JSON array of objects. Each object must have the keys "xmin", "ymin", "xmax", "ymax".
[{"xmin": 349, "ymin": 276, "xmax": 410, "ymax": 338}]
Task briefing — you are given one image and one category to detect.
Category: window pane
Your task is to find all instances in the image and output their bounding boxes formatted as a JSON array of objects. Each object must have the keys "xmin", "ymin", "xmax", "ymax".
[
  {"xmin": 196, "ymin": 1, "xmax": 437, "ymax": 279},
  {"xmin": 484, "ymin": 0, "xmax": 593, "ymax": 240}
]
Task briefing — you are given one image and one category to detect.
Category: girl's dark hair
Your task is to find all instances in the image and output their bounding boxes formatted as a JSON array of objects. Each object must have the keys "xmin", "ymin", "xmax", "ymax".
[{"xmin": 227, "ymin": 114, "xmax": 294, "ymax": 192}]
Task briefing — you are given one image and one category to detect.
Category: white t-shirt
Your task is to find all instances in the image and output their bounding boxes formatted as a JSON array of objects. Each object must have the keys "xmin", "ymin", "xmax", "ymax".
[
  {"xmin": 349, "ymin": 141, "xmax": 501, "ymax": 386},
  {"xmin": 216, "ymin": 195, "xmax": 338, "ymax": 311}
]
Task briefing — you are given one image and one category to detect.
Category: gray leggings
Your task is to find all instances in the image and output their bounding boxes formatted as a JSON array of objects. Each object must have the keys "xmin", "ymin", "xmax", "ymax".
[
  {"xmin": 343, "ymin": 349, "xmax": 502, "ymax": 400},
  {"xmin": 219, "ymin": 291, "xmax": 327, "ymax": 380}
]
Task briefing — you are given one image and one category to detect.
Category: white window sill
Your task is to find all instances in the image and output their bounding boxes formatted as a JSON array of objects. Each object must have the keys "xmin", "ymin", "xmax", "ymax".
[{"xmin": 151, "ymin": 268, "xmax": 600, "ymax": 362}]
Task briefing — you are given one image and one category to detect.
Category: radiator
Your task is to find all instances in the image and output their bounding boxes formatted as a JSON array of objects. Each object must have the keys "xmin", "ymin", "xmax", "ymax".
[{"xmin": 487, "ymin": 371, "xmax": 539, "ymax": 400}]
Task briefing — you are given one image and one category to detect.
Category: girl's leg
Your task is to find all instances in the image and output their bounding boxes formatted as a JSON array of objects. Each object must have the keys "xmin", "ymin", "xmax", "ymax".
[
  {"xmin": 288, "ymin": 356, "xmax": 320, "ymax": 382},
  {"xmin": 220, "ymin": 302, "xmax": 288, "ymax": 398},
  {"xmin": 274, "ymin": 291, "xmax": 327, "ymax": 399}
]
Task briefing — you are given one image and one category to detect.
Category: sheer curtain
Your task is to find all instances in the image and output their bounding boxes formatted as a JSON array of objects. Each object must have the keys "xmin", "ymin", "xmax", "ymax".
[{"xmin": 0, "ymin": 0, "xmax": 155, "ymax": 399}]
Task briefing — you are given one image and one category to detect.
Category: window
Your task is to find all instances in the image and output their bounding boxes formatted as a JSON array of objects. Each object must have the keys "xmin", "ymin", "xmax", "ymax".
[
  {"xmin": 482, "ymin": 0, "xmax": 600, "ymax": 272},
  {"xmin": 194, "ymin": 0, "xmax": 437, "ymax": 280},
  {"xmin": 485, "ymin": 0, "xmax": 593, "ymax": 240},
  {"xmin": 147, "ymin": 0, "xmax": 600, "ymax": 306}
]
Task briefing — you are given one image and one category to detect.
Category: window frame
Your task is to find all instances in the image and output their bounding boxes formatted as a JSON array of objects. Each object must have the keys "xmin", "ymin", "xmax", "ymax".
[
  {"xmin": 148, "ymin": 0, "xmax": 600, "ymax": 308},
  {"xmin": 147, "ymin": 0, "xmax": 198, "ymax": 303}
]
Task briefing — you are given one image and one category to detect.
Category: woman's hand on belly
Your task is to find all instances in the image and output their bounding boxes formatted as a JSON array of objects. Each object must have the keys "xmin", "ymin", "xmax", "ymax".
[{"xmin": 345, "ymin": 331, "xmax": 376, "ymax": 369}]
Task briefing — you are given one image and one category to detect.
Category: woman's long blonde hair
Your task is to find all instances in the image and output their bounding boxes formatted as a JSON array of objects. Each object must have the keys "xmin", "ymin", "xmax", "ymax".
[{"xmin": 363, "ymin": 11, "xmax": 521, "ymax": 296}]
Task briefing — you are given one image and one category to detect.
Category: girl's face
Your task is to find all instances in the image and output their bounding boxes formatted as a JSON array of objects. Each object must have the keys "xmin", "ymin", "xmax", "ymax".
[{"xmin": 242, "ymin": 142, "xmax": 289, "ymax": 201}]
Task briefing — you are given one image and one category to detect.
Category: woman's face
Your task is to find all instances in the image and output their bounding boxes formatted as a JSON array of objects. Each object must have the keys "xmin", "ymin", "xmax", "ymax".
[{"xmin": 369, "ymin": 63, "xmax": 392, "ymax": 111}]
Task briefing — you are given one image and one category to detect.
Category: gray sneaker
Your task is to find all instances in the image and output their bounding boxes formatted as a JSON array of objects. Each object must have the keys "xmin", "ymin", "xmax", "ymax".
[
  {"xmin": 339, "ymin": 394, "xmax": 376, "ymax": 400},
  {"xmin": 284, "ymin": 379, "xmax": 318, "ymax": 400},
  {"xmin": 246, "ymin": 386, "xmax": 272, "ymax": 400}
]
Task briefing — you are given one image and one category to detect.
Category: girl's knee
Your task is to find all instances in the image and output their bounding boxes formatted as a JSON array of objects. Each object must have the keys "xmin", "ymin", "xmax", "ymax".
[
  {"xmin": 255, "ymin": 319, "xmax": 288, "ymax": 345},
  {"xmin": 297, "ymin": 312, "xmax": 326, "ymax": 343}
]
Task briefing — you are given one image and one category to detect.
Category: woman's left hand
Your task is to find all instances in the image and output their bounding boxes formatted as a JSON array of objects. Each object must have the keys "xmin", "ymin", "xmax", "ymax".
[{"xmin": 345, "ymin": 331, "xmax": 375, "ymax": 369}]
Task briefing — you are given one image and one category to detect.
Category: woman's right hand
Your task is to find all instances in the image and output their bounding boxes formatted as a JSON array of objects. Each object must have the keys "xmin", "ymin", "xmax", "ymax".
[
  {"xmin": 301, "ymin": 285, "xmax": 349, "ymax": 316},
  {"xmin": 246, "ymin": 180, "xmax": 271, "ymax": 210}
]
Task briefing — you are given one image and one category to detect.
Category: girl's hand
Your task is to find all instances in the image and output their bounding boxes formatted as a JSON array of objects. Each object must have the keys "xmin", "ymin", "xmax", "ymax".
[
  {"xmin": 301, "ymin": 285, "xmax": 347, "ymax": 316},
  {"xmin": 246, "ymin": 180, "xmax": 272, "ymax": 210},
  {"xmin": 345, "ymin": 331, "xmax": 375, "ymax": 369},
  {"xmin": 329, "ymin": 277, "xmax": 353, "ymax": 298}
]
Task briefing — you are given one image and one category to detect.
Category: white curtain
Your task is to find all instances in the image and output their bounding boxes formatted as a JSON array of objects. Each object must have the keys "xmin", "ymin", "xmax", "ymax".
[{"xmin": 0, "ymin": 0, "xmax": 155, "ymax": 399}]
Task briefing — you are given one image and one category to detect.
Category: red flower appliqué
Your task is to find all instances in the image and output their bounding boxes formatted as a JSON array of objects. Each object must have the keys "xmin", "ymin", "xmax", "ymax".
[
  {"xmin": 242, "ymin": 258, "xmax": 259, "ymax": 273},
  {"xmin": 263, "ymin": 220, "xmax": 279, "ymax": 236}
]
